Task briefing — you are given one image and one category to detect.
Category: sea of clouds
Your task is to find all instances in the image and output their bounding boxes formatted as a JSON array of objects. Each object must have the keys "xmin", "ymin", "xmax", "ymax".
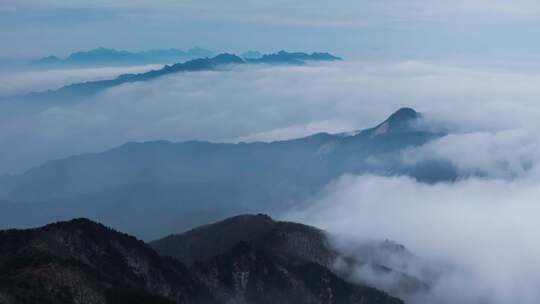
[
  {"xmin": 1, "ymin": 60, "xmax": 540, "ymax": 303},
  {"xmin": 2, "ymin": 61, "xmax": 540, "ymax": 174}
]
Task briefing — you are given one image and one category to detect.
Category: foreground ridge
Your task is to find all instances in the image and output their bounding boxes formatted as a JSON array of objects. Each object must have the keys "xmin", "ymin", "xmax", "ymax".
[{"xmin": 0, "ymin": 216, "xmax": 403, "ymax": 304}]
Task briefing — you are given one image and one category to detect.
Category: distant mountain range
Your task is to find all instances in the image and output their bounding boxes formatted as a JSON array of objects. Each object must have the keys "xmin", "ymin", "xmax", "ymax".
[
  {"xmin": 30, "ymin": 48, "xmax": 340, "ymax": 68},
  {"xmin": 0, "ymin": 108, "xmax": 456, "ymax": 240},
  {"xmin": 0, "ymin": 215, "xmax": 404, "ymax": 304},
  {"xmin": 18, "ymin": 51, "xmax": 341, "ymax": 103},
  {"xmin": 240, "ymin": 50, "xmax": 262, "ymax": 59},
  {"xmin": 31, "ymin": 47, "xmax": 215, "ymax": 67},
  {"xmin": 256, "ymin": 51, "xmax": 341, "ymax": 64}
]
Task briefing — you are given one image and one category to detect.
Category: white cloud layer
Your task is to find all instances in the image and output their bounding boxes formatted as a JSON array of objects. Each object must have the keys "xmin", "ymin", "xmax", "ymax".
[
  {"xmin": 286, "ymin": 173, "xmax": 540, "ymax": 304},
  {"xmin": 0, "ymin": 64, "xmax": 161, "ymax": 97},
  {"xmin": 403, "ymin": 130, "xmax": 540, "ymax": 179},
  {"xmin": 2, "ymin": 60, "xmax": 540, "ymax": 174}
]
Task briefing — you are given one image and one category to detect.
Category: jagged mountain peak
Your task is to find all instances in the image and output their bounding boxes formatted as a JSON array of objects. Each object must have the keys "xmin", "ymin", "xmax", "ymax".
[
  {"xmin": 385, "ymin": 107, "xmax": 420, "ymax": 124},
  {"xmin": 365, "ymin": 107, "xmax": 422, "ymax": 137},
  {"xmin": 210, "ymin": 53, "xmax": 245, "ymax": 64}
]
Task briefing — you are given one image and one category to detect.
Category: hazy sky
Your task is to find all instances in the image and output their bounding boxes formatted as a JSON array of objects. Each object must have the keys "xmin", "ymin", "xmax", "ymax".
[{"xmin": 2, "ymin": 0, "xmax": 540, "ymax": 61}]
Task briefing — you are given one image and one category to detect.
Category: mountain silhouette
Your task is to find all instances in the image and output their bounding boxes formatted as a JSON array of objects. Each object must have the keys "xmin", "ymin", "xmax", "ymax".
[
  {"xmin": 31, "ymin": 47, "xmax": 215, "ymax": 67},
  {"xmin": 21, "ymin": 51, "xmax": 341, "ymax": 102},
  {"xmin": 0, "ymin": 108, "xmax": 456, "ymax": 240},
  {"xmin": 0, "ymin": 217, "xmax": 403, "ymax": 304}
]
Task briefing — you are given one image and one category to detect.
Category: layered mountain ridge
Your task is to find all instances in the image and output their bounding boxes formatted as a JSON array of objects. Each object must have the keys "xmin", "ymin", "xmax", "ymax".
[
  {"xmin": 31, "ymin": 47, "xmax": 215, "ymax": 67},
  {"xmin": 20, "ymin": 51, "xmax": 340, "ymax": 102},
  {"xmin": 0, "ymin": 216, "xmax": 404, "ymax": 304},
  {"xmin": 150, "ymin": 214, "xmax": 430, "ymax": 299},
  {"xmin": 0, "ymin": 108, "xmax": 456, "ymax": 240}
]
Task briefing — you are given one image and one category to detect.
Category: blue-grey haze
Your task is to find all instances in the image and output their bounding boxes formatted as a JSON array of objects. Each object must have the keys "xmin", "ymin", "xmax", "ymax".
[
  {"xmin": 1, "ymin": 2, "xmax": 540, "ymax": 304},
  {"xmin": 2, "ymin": 1, "xmax": 540, "ymax": 63}
]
